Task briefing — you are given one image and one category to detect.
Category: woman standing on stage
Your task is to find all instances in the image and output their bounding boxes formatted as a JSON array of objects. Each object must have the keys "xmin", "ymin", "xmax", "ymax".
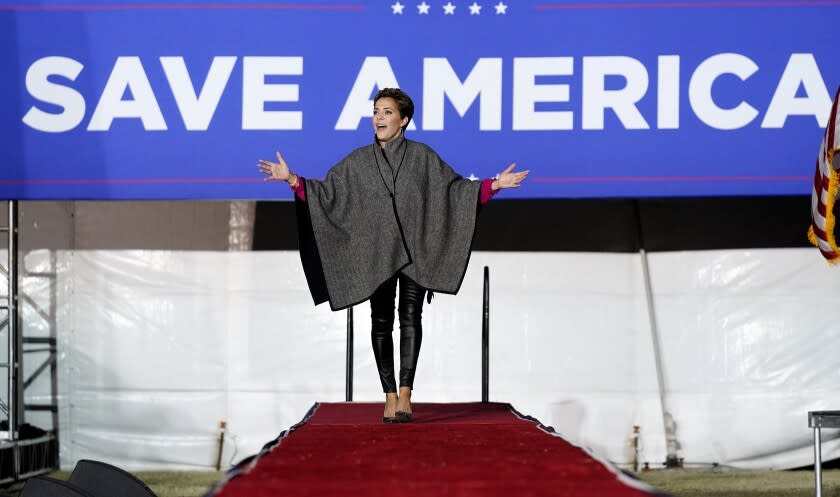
[{"xmin": 258, "ymin": 88, "xmax": 528, "ymax": 423}]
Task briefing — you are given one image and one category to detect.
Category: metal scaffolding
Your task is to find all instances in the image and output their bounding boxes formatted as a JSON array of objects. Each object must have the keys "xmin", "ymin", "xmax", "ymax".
[{"xmin": 0, "ymin": 201, "xmax": 58, "ymax": 483}]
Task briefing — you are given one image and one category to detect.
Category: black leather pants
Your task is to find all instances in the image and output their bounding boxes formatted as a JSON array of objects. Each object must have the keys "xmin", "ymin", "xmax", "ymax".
[{"xmin": 370, "ymin": 273, "xmax": 426, "ymax": 393}]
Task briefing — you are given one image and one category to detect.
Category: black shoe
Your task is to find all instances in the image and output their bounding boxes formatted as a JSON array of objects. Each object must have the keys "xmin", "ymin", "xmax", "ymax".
[
  {"xmin": 382, "ymin": 416, "xmax": 401, "ymax": 424},
  {"xmin": 395, "ymin": 411, "xmax": 413, "ymax": 422}
]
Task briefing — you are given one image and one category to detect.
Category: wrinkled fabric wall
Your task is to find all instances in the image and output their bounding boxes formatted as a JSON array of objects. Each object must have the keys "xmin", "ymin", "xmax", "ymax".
[{"xmin": 16, "ymin": 247, "xmax": 840, "ymax": 471}]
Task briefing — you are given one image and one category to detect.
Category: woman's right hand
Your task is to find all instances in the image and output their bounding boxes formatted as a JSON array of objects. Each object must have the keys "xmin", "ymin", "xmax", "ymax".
[{"xmin": 258, "ymin": 151, "xmax": 293, "ymax": 182}]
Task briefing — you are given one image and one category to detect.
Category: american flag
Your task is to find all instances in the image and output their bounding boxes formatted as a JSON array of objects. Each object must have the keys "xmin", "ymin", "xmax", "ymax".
[{"xmin": 809, "ymin": 85, "xmax": 840, "ymax": 262}]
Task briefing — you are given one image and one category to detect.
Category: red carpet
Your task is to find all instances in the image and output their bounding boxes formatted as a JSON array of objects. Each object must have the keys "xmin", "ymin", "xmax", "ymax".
[{"xmin": 209, "ymin": 402, "xmax": 665, "ymax": 497}]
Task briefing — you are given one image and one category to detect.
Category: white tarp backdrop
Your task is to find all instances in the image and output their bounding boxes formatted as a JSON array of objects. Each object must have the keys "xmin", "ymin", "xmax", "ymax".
[{"xmin": 12, "ymin": 246, "xmax": 840, "ymax": 471}]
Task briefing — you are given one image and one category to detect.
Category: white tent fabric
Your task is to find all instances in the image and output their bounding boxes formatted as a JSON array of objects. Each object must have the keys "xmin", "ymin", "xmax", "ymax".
[{"xmin": 12, "ymin": 248, "xmax": 840, "ymax": 470}]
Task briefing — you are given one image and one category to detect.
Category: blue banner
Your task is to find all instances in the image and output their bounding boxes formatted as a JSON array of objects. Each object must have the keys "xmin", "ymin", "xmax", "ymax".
[{"xmin": 1, "ymin": 0, "xmax": 838, "ymax": 199}]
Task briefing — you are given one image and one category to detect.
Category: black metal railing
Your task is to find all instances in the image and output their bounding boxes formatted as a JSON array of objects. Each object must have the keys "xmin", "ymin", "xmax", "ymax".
[
  {"xmin": 344, "ymin": 266, "xmax": 491, "ymax": 403},
  {"xmin": 345, "ymin": 307, "xmax": 353, "ymax": 402},
  {"xmin": 482, "ymin": 266, "xmax": 489, "ymax": 403}
]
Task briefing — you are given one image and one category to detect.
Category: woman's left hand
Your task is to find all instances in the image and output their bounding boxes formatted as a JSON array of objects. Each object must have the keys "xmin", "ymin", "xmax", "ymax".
[{"xmin": 495, "ymin": 163, "xmax": 530, "ymax": 189}]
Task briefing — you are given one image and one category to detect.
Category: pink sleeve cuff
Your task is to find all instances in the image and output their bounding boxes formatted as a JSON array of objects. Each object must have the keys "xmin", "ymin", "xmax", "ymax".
[
  {"xmin": 479, "ymin": 178, "xmax": 499, "ymax": 205},
  {"xmin": 290, "ymin": 176, "xmax": 306, "ymax": 202}
]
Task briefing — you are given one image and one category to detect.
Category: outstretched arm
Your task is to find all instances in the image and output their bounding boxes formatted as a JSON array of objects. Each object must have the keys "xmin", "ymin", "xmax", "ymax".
[
  {"xmin": 257, "ymin": 151, "xmax": 306, "ymax": 201},
  {"xmin": 480, "ymin": 163, "xmax": 529, "ymax": 205},
  {"xmin": 493, "ymin": 163, "xmax": 529, "ymax": 191},
  {"xmin": 258, "ymin": 151, "xmax": 297, "ymax": 184}
]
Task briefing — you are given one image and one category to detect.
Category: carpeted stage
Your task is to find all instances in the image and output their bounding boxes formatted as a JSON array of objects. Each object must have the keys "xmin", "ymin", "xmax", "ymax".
[{"xmin": 209, "ymin": 402, "xmax": 665, "ymax": 497}]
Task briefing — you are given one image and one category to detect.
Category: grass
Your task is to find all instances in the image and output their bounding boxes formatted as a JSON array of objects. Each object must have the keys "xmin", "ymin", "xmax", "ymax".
[
  {"xmin": 637, "ymin": 468, "xmax": 840, "ymax": 497},
  {"xmin": 0, "ymin": 468, "xmax": 837, "ymax": 496},
  {"xmin": 125, "ymin": 472, "xmax": 227, "ymax": 497}
]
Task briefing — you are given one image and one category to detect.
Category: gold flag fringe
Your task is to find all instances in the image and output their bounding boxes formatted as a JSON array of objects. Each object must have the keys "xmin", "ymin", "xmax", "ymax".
[{"xmin": 810, "ymin": 146, "xmax": 840, "ymax": 264}]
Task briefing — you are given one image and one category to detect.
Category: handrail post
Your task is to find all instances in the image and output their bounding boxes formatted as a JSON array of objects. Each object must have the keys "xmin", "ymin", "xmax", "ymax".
[
  {"xmin": 815, "ymin": 424, "xmax": 823, "ymax": 497},
  {"xmin": 482, "ymin": 266, "xmax": 489, "ymax": 403},
  {"xmin": 345, "ymin": 306, "xmax": 353, "ymax": 402}
]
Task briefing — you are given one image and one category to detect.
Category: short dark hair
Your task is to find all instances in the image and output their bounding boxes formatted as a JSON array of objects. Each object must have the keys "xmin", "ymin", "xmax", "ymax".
[{"xmin": 374, "ymin": 88, "xmax": 414, "ymax": 130}]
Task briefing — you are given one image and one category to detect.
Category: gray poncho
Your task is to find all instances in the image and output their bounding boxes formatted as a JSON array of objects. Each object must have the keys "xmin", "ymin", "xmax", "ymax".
[{"xmin": 296, "ymin": 135, "xmax": 481, "ymax": 311}]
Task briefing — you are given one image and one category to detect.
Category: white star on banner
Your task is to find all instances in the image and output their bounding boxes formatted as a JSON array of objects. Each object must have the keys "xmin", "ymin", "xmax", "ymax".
[
  {"xmin": 417, "ymin": 1, "xmax": 430, "ymax": 14},
  {"xmin": 467, "ymin": 173, "xmax": 479, "ymax": 181},
  {"xmin": 494, "ymin": 1, "xmax": 507, "ymax": 14},
  {"xmin": 391, "ymin": 1, "xmax": 405, "ymax": 14},
  {"xmin": 469, "ymin": 2, "xmax": 482, "ymax": 14},
  {"xmin": 443, "ymin": 1, "xmax": 456, "ymax": 14}
]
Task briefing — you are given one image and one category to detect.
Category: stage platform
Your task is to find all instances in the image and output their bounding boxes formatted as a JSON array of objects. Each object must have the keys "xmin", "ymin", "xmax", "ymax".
[{"xmin": 208, "ymin": 402, "xmax": 666, "ymax": 497}]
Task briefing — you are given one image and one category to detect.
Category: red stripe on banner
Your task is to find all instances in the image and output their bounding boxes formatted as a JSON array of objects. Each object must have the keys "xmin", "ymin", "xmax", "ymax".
[
  {"xmin": 533, "ymin": 0, "xmax": 840, "ymax": 8},
  {"xmin": 818, "ymin": 201, "xmax": 827, "ymax": 217},
  {"xmin": 0, "ymin": 4, "xmax": 365, "ymax": 11},
  {"xmin": 1, "ymin": 175, "xmax": 810, "ymax": 186},
  {"xmin": 532, "ymin": 175, "xmax": 809, "ymax": 183},
  {"xmin": 0, "ymin": 177, "xmax": 264, "ymax": 185},
  {"xmin": 821, "ymin": 248, "xmax": 838, "ymax": 259}
]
